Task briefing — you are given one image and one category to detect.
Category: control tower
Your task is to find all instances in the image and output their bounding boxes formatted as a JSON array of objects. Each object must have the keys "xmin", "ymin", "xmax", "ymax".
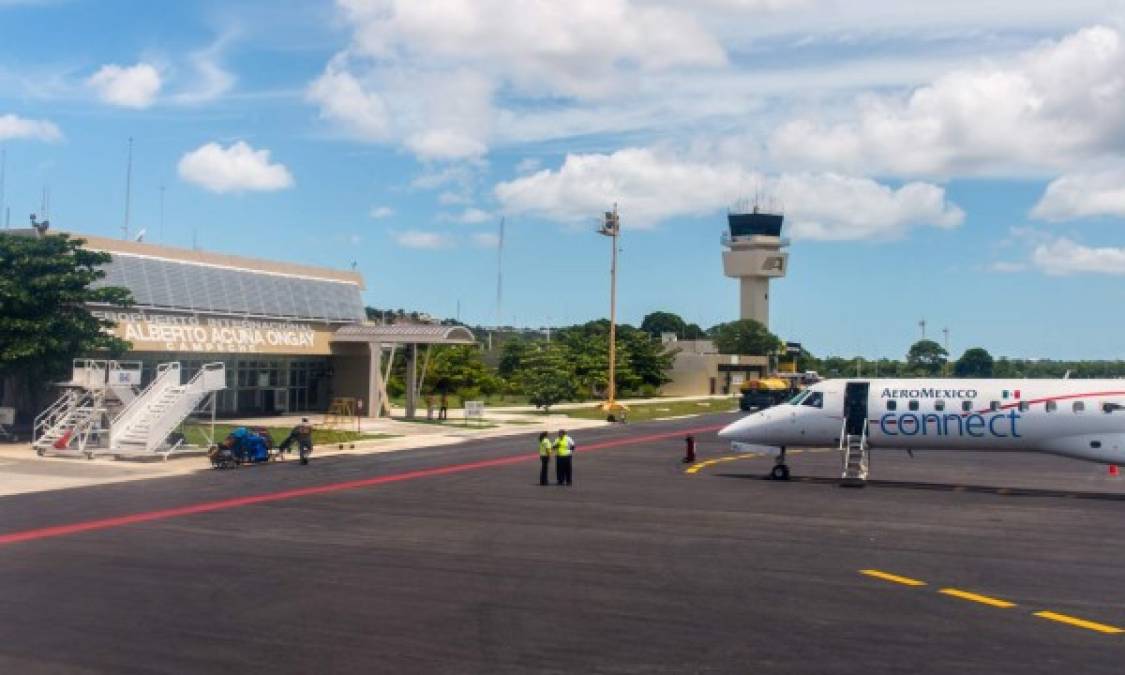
[{"xmin": 721, "ymin": 208, "xmax": 789, "ymax": 328}]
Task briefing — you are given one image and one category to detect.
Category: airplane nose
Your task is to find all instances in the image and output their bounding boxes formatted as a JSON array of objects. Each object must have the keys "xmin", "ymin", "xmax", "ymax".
[{"xmin": 718, "ymin": 413, "xmax": 765, "ymax": 440}]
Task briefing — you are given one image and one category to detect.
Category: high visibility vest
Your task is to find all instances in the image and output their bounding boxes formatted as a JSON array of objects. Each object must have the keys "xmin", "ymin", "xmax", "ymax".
[
  {"xmin": 538, "ymin": 439, "xmax": 552, "ymax": 457},
  {"xmin": 555, "ymin": 436, "xmax": 572, "ymax": 457}
]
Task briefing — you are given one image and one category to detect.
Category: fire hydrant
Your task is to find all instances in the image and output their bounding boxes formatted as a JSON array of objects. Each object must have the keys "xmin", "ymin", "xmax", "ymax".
[{"xmin": 683, "ymin": 435, "xmax": 696, "ymax": 464}]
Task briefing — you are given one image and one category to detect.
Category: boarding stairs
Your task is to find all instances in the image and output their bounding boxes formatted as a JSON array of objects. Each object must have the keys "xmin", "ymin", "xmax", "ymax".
[
  {"xmin": 110, "ymin": 362, "xmax": 225, "ymax": 457},
  {"xmin": 839, "ymin": 419, "xmax": 870, "ymax": 487},
  {"xmin": 32, "ymin": 388, "xmax": 107, "ymax": 457}
]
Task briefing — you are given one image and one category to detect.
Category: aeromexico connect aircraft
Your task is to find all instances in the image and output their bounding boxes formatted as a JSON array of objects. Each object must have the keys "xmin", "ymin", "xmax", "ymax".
[{"xmin": 717, "ymin": 379, "xmax": 1125, "ymax": 483}]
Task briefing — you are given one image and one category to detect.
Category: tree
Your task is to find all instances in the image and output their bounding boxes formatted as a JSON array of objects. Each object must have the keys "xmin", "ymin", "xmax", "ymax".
[
  {"xmin": 906, "ymin": 339, "xmax": 949, "ymax": 376},
  {"xmin": 497, "ymin": 337, "xmax": 532, "ymax": 379},
  {"xmin": 640, "ymin": 311, "xmax": 687, "ymax": 338},
  {"xmin": 710, "ymin": 320, "xmax": 782, "ymax": 356},
  {"xmin": 518, "ymin": 344, "xmax": 575, "ymax": 412},
  {"xmin": 0, "ymin": 233, "xmax": 133, "ymax": 421},
  {"xmin": 426, "ymin": 345, "xmax": 501, "ymax": 397},
  {"xmin": 954, "ymin": 347, "xmax": 994, "ymax": 378}
]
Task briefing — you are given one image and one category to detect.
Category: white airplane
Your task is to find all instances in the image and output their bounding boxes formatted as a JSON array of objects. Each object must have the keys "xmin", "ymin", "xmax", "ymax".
[{"xmin": 717, "ymin": 378, "xmax": 1125, "ymax": 485}]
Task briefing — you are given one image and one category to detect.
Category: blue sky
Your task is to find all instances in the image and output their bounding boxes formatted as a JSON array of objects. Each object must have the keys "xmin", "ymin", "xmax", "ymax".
[{"xmin": 2, "ymin": 0, "xmax": 1125, "ymax": 360}]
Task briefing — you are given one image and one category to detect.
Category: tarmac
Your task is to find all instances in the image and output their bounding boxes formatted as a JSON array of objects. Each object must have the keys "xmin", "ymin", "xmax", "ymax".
[{"xmin": 1, "ymin": 411, "xmax": 1123, "ymax": 673}]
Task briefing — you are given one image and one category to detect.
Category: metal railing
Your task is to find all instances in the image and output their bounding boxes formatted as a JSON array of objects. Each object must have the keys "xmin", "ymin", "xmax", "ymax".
[{"xmin": 110, "ymin": 362, "xmax": 181, "ymax": 448}]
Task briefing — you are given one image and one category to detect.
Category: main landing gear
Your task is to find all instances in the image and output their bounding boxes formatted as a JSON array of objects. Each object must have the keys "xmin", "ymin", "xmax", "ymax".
[{"xmin": 769, "ymin": 447, "xmax": 790, "ymax": 481}]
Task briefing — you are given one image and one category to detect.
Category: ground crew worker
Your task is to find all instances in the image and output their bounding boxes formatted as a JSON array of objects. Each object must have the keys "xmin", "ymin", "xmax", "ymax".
[
  {"xmin": 280, "ymin": 417, "xmax": 314, "ymax": 465},
  {"xmin": 537, "ymin": 431, "xmax": 552, "ymax": 486},
  {"xmin": 555, "ymin": 429, "xmax": 575, "ymax": 486}
]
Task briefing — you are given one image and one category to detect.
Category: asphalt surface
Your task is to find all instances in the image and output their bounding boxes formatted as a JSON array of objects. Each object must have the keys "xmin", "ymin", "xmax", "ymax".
[{"xmin": 1, "ymin": 412, "xmax": 1123, "ymax": 674}]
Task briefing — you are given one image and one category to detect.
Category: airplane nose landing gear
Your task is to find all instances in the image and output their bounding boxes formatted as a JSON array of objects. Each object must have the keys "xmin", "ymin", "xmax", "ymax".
[{"xmin": 769, "ymin": 447, "xmax": 791, "ymax": 480}]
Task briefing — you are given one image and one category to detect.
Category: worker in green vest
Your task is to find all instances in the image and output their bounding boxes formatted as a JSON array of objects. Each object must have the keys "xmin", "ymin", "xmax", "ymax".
[
  {"xmin": 555, "ymin": 429, "xmax": 575, "ymax": 486},
  {"xmin": 537, "ymin": 431, "xmax": 552, "ymax": 486}
]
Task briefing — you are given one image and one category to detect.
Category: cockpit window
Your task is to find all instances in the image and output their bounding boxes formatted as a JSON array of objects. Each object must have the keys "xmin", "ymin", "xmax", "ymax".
[
  {"xmin": 785, "ymin": 390, "xmax": 810, "ymax": 405},
  {"xmin": 802, "ymin": 392, "xmax": 824, "ymax": 409}
]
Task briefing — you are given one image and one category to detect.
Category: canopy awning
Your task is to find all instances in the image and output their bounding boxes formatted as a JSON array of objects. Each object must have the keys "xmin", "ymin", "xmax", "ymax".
[{"xmin": 332, "ymin": 323, "xmax": 476, "ymax": 345}]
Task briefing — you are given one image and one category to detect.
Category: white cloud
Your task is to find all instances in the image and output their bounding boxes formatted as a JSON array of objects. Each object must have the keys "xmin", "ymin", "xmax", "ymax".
[
  {"xmin": 471, "ymin": 232, "xmax": 500, "ymax": 248},
  {"xmin": 177, "ymin": 141, "xmax": 294, "ymax": 194},
  {"xmin": 1031, "ymin": 168, "xmax": 1125, "ymax": 221},
  {"xmin": 370, "ymin": 205, "xmax": 394, "ymax": 218},
  {"xmin": 392, "ymin": 230, "xmax": 454, "ymax": 249},
  {"xmin": 170, "ymin": 36, "xmax": 236, "ymax": 105},
  {"xmin": 1031, "ymin": 237, "xmax": 1125, "ymax": 276},
  {"xmin": 87, "ymin": 62, "xmax": 162, "ymax": 108},
  {"xmin": 0, "ymin": 113, "xmax": 61, "ymax": 141},
  {"xmin": 770, "ymin": 26, "xmax": 1125, "ymax": 176},
  {"xmin": 306, "ymin": 58, "xmax": 391, "ymax": 141},
  {"xmin": 454, "ymin": 207, "xmax": 492, "ymax": 224},
  {"xmin": 494, "ymin": 147, "xmax": 962, "ymax": 239},
  {"xmin": 988, "ymin": 261, "xmax": 1027, "ymax": 273}
]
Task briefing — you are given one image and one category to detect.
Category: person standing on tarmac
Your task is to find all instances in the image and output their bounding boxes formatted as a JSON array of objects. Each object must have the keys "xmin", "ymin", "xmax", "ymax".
[
  {"xmin": 555, "ymin": 429, "xmax": 575, "ymax": 486},
  {"xmin": 537, "ymin": 431, "xmax": 552, "ymax": 486},
  {"xmin": 281, "ymin": 417, "xmax": 315, "ymax": 465}
]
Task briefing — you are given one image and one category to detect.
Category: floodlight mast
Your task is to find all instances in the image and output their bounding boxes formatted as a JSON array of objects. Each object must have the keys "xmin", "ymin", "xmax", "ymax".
[{"xmin": 598, "ymin": 204, "xmax": 620, "ymax": 413}]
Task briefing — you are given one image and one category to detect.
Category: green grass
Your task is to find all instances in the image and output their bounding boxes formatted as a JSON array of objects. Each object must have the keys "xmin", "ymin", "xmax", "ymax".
[
  {"xmin": 551, "ymin": 398, "xmax": 738, "ymax": 422},
  {"xmin": 395, "ymin": 417, "xmax": 499, "ymax": 429},
  {"xmin": 181, "ymin": 423, "xmax": 398, "ymax": 447}
]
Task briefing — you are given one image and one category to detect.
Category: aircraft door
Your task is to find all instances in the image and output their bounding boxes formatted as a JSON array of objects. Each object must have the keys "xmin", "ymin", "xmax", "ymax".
[{"xmin": 844, "ymin": 382, "xmax": 869, "ymax": 435}]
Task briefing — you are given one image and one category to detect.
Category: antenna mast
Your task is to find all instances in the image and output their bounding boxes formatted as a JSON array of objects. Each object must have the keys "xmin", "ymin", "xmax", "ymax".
[{"xmin": 123, "ymin": 137, "xmax": 133, "ymax": 239}]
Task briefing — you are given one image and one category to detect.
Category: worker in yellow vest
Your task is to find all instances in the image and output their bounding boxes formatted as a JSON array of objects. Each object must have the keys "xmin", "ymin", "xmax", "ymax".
[
  {"xmin": 555, "ymin": 429, "xmax": 575, "ymax": 486},
  {"xmin": 537, "ymin": 431, "xmax": 552, "ymax": 486}
]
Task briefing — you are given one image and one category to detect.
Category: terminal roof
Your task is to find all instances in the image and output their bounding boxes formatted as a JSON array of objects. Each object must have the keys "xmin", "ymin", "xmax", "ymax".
[{"xmin": 332, "ymin": 324, "xmax": 476, "ymax": 345}]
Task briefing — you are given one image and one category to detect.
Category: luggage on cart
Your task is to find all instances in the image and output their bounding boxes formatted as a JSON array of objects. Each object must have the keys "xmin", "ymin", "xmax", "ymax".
[{"xmin": 208, "ymin": 426, "xmax": 276, "ymax": 469}]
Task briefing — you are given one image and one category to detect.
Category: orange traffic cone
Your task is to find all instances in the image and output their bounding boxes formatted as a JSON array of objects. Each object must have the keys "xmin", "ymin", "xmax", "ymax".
[{"xmin": 1110, "ymin": 464, "xmax": 1119, "ymax": 477}]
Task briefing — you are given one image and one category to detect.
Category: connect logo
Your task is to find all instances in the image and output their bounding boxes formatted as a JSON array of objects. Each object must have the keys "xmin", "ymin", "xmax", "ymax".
[{"xmin": 879, "ymin": 411, "xmax": 1021, "ymax": 438}]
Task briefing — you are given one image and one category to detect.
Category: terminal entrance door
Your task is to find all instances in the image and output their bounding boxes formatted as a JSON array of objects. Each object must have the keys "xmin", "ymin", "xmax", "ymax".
[{"xmin": 844, "ymin": 382, "xmax": 869, "ymax": 435}]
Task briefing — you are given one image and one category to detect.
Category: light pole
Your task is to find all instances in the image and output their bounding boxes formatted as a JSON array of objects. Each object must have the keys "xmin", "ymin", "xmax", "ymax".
[{"xmin": 598, "ymin": 204, "xmax": 621, "ymax": 415}]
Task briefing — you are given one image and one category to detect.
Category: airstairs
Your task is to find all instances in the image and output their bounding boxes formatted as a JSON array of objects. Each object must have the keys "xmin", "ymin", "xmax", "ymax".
[
  {"xmin": 839, "ymin": 418, "xmax": 869, "ymax": 487},
  {"xmin": 110, "ymin": 362, "xmax": 225, "ymax": 457},
  {"xmin": 32, "ymin": 360, "xmax": 144, "ymax": 457}
]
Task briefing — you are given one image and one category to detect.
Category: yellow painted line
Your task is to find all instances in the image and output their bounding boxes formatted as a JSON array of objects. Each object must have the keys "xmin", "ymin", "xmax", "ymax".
[
  {"xmin": 1033, "ymin": 611, "xmax": 1124, "ymax": 634},
  {"xmin": 939, "ymin": 588, "xmax": 1016, "ymax": 608},
  {"xmin": 859, "ymin": 569, "xmax": 927, "ymax": 587},
  {"xmin": 683, "ymin": 454, "xmax": 758, "ymax": 475}
]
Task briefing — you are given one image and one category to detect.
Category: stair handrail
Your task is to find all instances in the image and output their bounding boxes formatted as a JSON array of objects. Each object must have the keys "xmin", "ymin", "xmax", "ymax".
[
  {"xmin": 111, "ymin": 363, "xmax": 181, "ymax": 446},
  {"xmin": 33, "ymin": 389, "xmax": 80, "ymax": 444},
  {"xmin": 138, "ymin": 363, "xmax": 225, "ymax": 453}
]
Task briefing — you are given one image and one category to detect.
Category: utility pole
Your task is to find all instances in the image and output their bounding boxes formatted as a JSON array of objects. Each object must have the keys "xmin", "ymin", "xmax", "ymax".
[
  {"xmin": 942, "ymin": 327, "xmax": 950, "ymax": 376},
  {"xmin": 123, "ymin": 137, "xmax": 133, "ymax": 239},
  {"xmin": 918, "ymin": 319, "xmax": 927, "ymax": 340},
  {"xmin": 598, "ymin": 204, "xmax": 621, "ymax": 415}
]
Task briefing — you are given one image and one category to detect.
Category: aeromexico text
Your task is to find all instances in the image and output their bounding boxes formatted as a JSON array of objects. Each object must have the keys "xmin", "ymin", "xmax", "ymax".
[
  {"xmin": 92, "ymin": 310, "xmax": 316, "ymax": 353},
  {"xmin": 881, "ymin": 388, "xmax": 978, "ymax": 399}
]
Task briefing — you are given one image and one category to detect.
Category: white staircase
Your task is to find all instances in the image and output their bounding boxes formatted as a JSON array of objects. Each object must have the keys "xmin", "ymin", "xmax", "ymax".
[
  {"xmin": 110, "ymin": 363, "xmax": 225, "ymax": 456},
  {"xmin": 840, "ymin": 419, "xmax": 869, "ymax": 487},
  {"xmin": 32, "ymin": 361, "xmax": 114, "ymax": 458}
]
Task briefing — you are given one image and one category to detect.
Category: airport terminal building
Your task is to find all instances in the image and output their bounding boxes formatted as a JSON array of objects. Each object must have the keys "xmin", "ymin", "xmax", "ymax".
[{"xmin": 65, "ymin": 233, "xmax": 472, "ymax": 417}]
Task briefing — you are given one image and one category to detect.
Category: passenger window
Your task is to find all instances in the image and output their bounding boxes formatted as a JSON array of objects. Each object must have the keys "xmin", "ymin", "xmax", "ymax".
[
  {"xmin": 962, "ymin": 401, "xmax": 973, "ymax": 412},
  {"xmin": 908, "ymin": 400, "xmax": 919, "ymax": 411},
  {"xmin": 802, "ymin": 392, "xmax": 824, "ymax": 409},
  {"xmin": 1018, "ymin": 401, "xmax": 1030, "ymax": 412},
  {"xmin": 1073, "ymin": 401, "xmax": 1085, "ymax": 413},
  {"xmin": 1046, "ymin": 400, "xmax": 1057, "ymax": 412},
  {"xmin": 935, "ymin": 400, "xmax": 945, "ymax": 412},
  {"xmin": 989, "ymin": 401, "xmax": 1001, "ymax": 412},
  {"xmin": 886, "ymin": 400, "xmax": 897, "ymax": 411}
]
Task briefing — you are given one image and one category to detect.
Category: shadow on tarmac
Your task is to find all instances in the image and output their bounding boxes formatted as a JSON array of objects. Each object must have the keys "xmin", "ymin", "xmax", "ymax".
[{"xmin": 715, "ymin": 472, "xmax": 1125, "ymax": 501}]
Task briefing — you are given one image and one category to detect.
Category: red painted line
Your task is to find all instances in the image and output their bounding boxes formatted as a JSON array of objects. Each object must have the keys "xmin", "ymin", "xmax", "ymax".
[{"xmin": 0, "ymin": 424, "xmax": 725, "ymax": 546}]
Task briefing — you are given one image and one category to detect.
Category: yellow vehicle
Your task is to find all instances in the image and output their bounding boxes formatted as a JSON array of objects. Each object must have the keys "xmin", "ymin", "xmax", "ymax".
[{"xmin": 739, "ymin": 377, "xmax": 798, "ymax": 412}]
